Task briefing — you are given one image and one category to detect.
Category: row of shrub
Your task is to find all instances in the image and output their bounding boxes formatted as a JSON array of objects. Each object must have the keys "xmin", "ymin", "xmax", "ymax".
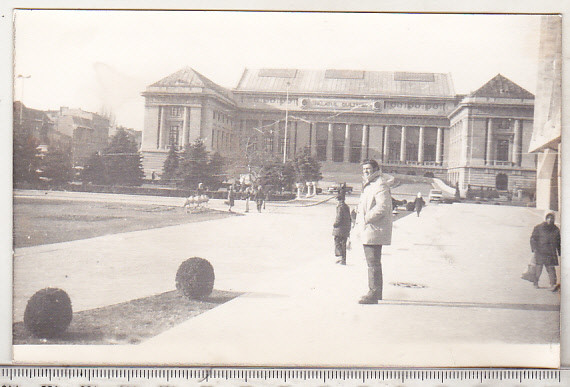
[{"xmin": 15, "ymin": 181, "xmax": 297, "ymax": 202}]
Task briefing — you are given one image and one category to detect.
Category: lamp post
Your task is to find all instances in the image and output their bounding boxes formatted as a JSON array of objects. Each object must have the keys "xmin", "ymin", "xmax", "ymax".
[
  {"xmin": 17, "ymin": 74, "xmax": 31, "ymax": 126},
  {"xmin": 283, "ymin": 81, "xmax": 291, "ymax": 164}
]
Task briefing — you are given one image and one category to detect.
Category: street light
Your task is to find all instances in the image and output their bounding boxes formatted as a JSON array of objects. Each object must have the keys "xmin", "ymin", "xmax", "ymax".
[
  {"xmin": 17, "ymin": 74, "xmax": 31, "ymax": 125},
  {"xmin": 283, "ymin": 81, "xmax": 291, "ymax": 164}
]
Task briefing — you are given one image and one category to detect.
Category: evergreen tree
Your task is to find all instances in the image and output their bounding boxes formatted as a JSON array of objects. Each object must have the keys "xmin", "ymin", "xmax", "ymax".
[
  {"xmin": 207, "ymin": 152, "xmax": 226, "ymax": 190},
  {"xmin": 292, "ymin": 148, "xmax": 322, "ymax": 184},
  {"xmin": 103, "ymin": 128, "xmax": 144, "ymax": 186},
  {"xmin": 162, "ymin": 146, "xmax": 180, "ymax": 182},
  {"xmin": 177, "ymin": 139, "xmax": 210, "ymax": 188},
  {"xmin": 39, "ymin": 143, "xmax": 73, "ymax": 186},
  {"xmin": 82, "ymin": 152, "xmax": 108, "ymax": 185},
  {"xmin": 258, "ymin": 161, "xmax": 296, "ymax": 192},
  {"xmin": 13, "ymin": 134, "xmax": 40, "ymax": 184}
]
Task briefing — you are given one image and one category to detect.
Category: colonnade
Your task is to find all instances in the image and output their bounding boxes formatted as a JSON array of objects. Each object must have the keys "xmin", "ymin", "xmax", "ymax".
[{"xmin": 305, "ymin": 123, "xmax": 444, "ymax": 164}]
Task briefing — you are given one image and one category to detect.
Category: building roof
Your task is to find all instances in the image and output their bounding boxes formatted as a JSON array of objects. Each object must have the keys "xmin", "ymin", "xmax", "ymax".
[
  {"xmin": 470, "ymin": 74, "xmax": 534, "ymax": 99},
  {"xmin": 148, "ymin": 67, "xmax": 234, "ymax": 101},
  {"xmin": 235, "ymin": 68, "xmax": 455, "ymax": 97}
]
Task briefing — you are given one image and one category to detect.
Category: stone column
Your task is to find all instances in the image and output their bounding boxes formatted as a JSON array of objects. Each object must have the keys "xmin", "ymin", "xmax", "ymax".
[
  {"xmin": 361, "ymin": 124, "xmax": 369, "ymax": 162},
  {"xmin": 418, "ymin": 126, "xmax": 425, "ymax": 163},
  {"xmin": 343, "ymin": 124, "xmax": 351, "ymax": 162},
  {"xmin": 513, "ymin": 119, "xmax": 522, "ymax": 166},
  {"xmin": 327, "ymin": 123, "xmax": 334, "ymax": 161},
  {"xmin": 272, "ymin": 121, "xmax": 280, "ymax": 156},
  {"xmin": 400, "ymin": 126, "xmax": 407, "ymax": 163},
  {"xmin": 181, "ymin": 106, "xmax": 188, "ymax": 148},
  {"xmin": 383, "ymin": 126, "xmax": 390, "ymax": 163},
  {"xmin": 159, "ymin": 106, "xmax": 165, "ymax": 149},
  {"xmin": 435, "ymin": 127, "xmax": 442, "ymax": 165},
  {"xmin": 310, "ymin": 123, "xmax": 317, "ymax": 156},
  {"xmin": 486, "ymin": 118, "xmax": 494, "ymax": 165}
]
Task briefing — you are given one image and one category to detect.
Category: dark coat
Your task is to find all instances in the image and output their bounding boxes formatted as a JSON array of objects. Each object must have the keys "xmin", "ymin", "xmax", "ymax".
[
  {"xmin": 530, "ymin": 222, "xmax": 560, "ymax": 266},
  {"xmin": 333, "ymin": 202, "xmax": 352, "ymax": 238},
  {"xmin": 414, "ymin": 197, "xmax": 425, "ymax": 211},
  {"xmin": 254, "ymin": 190, "xmax": 264, "ymax": 203}
]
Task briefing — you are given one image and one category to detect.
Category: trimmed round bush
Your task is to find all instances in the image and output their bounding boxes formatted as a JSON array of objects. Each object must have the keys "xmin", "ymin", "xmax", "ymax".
[
  {"xmin": 405, "ymin": 202, "xmax": 416, "ymax": 211},
  {"xmin": 24, "ymin": 288, "xmax": 72, "ymax": 338},
  {"xmin": 175, "ymin": 257, "xmax": 215, "ymax": 299}
]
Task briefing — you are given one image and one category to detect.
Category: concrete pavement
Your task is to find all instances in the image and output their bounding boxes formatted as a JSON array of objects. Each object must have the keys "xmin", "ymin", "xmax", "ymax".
[{"xmin": 13, "ymin": 190, "xmax": 560, "ymax": 367}]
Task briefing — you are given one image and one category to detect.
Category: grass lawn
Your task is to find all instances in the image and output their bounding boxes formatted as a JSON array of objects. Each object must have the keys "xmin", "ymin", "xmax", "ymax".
[
  {"xmin": 13, "ymin": 289, "xmax": 241, "ymax": 344},
  {"xmin": 13, "ymin": 197, "xmax": 236, "ymax": 248}
]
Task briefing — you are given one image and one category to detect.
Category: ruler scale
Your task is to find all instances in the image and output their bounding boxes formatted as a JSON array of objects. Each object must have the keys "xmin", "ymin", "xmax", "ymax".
[{"xmin": 0, "ymin": 367, "xmax": 566, "ymax": 386}]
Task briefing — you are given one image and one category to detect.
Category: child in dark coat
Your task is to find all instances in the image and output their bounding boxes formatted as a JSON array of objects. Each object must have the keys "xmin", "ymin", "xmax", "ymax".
[{"xmin": 333, "ymin": 193, "xmax": 352, "ymax": 265}]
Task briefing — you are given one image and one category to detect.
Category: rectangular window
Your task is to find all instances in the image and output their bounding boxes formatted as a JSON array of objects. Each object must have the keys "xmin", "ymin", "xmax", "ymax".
[
  {"xmin": 496, "ymin": 140, "xmax": 510, "ymax": 161},
  {"xmin": 333, "ymin": 140, "xmax": 344, "ymax": 162},
  {"xmin": 350, "ymin": 141, "xmax": 361, "ymax": 163},
  {"xmin": 316, "ymin": 140, "xmax": 327, "ymax": 161},
  {"xmin": 264, "ymin": 136, "xmax": 274, "ymax": 153},
  {"xmin": 496, "ymin": 119, "xmax": 512, "ymax": 130},
  {"xmin": 171, "ymin": 107, "xmax": 182, "ymax": 117},
  {"xmin": 169, "ymin": 126, "xmax": 180, "ymax": 148}
]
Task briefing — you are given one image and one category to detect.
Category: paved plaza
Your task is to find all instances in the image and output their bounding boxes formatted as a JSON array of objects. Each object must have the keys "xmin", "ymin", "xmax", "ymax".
[{"xmin": 12, "ymin": 190, "xmax": 560, "ymax": 367}]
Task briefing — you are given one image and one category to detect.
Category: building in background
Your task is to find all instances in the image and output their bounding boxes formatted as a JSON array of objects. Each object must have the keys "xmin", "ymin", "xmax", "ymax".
[
  {"xmin": 141, "ymin": 67, "xmax": 537, "ymax": 196},
  {"xmin": 49, "ymin": 107, "xmax": 111, "ymax": 166},
  {"xmin": 529, "ymin": 15, "xmax": 562, "ymax": 212},
  {"xmin": 447, "ymin": 74, "xmax": 536, "ymax": 195},
  {"xmin": 13, "ymin": 101, "xmax": 59, "ymax": 146},
  {"xmin": 141, "ymin": 68, "xmax": 238, "ymax": 174}
]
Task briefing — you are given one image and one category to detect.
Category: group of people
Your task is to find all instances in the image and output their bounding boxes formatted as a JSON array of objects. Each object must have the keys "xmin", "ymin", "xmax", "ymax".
[
  {"xmin": 227, "ymin": 185, "xmax": 266, "ymax": 213},
  {"xmin": 333, "ymin": 158, "xmax": 561, "ymax": 305}
]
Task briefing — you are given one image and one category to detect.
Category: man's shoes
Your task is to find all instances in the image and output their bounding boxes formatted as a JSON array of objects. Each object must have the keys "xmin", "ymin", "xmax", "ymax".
[
  {"xmin": 359, "ymin": 292, "xmax": 381, "ymax": 304},
  {"xmin": 335, "ymin": 259, "xmax": 346, "ymax": 265},
  {"xmin": 521, "ymin": 272, "xmax": 535, "ymax": 282},
  {"xmin": 551, "ymin": 284, "xmax": 560, "ymax": 292},
  {"xmin": 533, "ymin": 283, "xmax": 540, "ymax": 289}
]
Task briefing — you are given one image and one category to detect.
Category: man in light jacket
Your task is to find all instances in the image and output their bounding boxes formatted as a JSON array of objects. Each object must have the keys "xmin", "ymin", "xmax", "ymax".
[{"xmin": 354, "ymin": 159, "xmax": 393, "ymax": 304}]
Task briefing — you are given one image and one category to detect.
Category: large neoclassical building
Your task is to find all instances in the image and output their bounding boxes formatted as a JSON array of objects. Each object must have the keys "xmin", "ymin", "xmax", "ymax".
[{"xmin": 141, "ymin": 67, "xmax": 536, "ymax": 194}]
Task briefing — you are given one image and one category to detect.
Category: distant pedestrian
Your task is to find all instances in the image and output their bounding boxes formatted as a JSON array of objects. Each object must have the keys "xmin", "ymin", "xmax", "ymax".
[
  {"xmin": 414, "ymin": 192, "xmax": 425, "ymax": 217},
  {"xmin": 197, "ymin": 182, "xmax": 204, "ymax": 195},
  {"xmin": 354, "ymin": 159, "xmax": 393, "ymax": 304},
  {"xmin": 529, "ymin": 212, "xmax": 560, "ymax": 290},
  {"xmin": 332, "ymin": 193, "xmax": 351, "ymax": 265},
  {"xmin": 254, "ymin": 186, "xmax": 264, "ymax": 213},
  {"xmin": 227, "ymin": 185, "xmax": 235, "ymax": 212},
  {"xmin": 245, "ymin": 186, "xmax": 251, "ymax": 213}
]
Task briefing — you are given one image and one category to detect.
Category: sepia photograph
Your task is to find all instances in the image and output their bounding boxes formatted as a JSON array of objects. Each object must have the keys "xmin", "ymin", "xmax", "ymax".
[{"xmin": 10, "ymin": 9, "xmax": 562, "ymax": 367}]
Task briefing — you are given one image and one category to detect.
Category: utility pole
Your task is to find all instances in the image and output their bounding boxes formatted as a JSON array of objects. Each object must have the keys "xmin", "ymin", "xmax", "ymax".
[
  {"xmin": 17, "ymin": 74, "xmax": 31, "ymax": 126},
  {"xmin": 283, "ymin": 81, "xmax": 291, "ymax": 164}
]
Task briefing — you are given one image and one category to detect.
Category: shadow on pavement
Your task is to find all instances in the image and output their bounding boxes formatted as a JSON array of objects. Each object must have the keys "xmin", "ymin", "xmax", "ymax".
[
  {"xmin": 379, "ymin": 299, "xmax": 560, "ymax": 312},
  {"xmin": 13, "ymin": 289, "xmax": 242, "ymax": 345}
]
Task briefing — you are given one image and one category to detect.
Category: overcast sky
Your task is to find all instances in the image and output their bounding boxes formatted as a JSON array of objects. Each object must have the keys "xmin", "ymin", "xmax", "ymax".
[{"xmin": 14, "ymin": 11, "xmax": 542, "ymax": 130}]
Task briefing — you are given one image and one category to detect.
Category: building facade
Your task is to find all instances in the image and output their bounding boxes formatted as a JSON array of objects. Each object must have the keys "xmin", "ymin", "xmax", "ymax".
[
  {"xmin": 48, "ymin": 107, "xmax": 111, "ymax": 166},
  {"xmin": 141, "ymin": 67, "xmax": 537, "ymax": 194},
  {"xmin": 529, "ymin": 15, "xmax": 562, "ymax": 212}
]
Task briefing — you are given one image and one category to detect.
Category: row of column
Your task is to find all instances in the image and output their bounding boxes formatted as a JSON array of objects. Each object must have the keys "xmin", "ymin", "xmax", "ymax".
[
  {"xmin": 485, "ymin": 118, "xmax": 522, "ymax": 166},
  {"xmin": 314, "ymin": 124, "xmax": 443, "ymax": 164}
]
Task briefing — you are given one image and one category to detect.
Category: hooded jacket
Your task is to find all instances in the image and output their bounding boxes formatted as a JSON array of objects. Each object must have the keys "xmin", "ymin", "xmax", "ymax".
[{"xmin": 355, "ymin": 170, "xmax": 393, "ymax": 245}]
